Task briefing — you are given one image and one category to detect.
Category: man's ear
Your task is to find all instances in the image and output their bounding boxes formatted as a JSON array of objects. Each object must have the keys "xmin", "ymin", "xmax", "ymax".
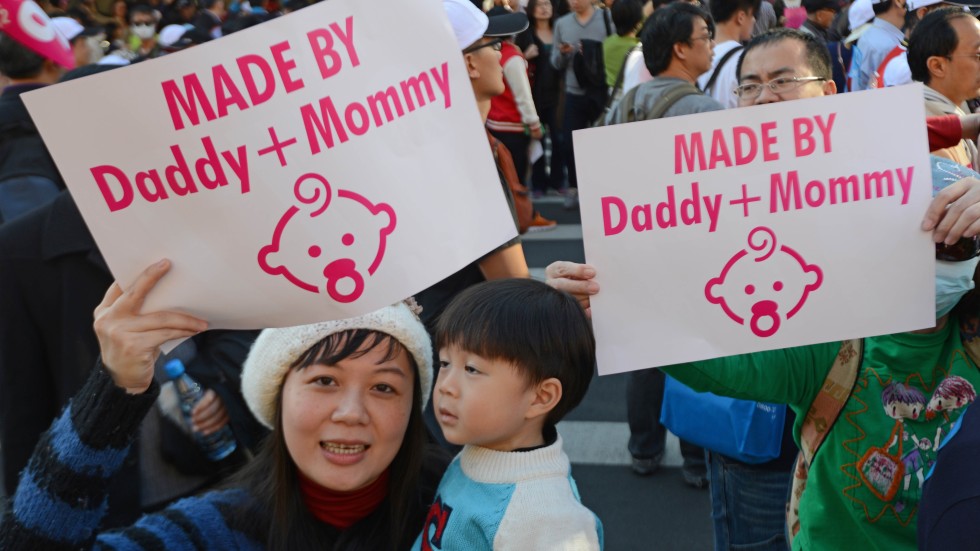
[
  {"xmin": 41, "ymin": 59, "xmax": 65, "ymax": 83},
  {"xmin": 464, "ymin": 52, "xmax": 480, "ymax": 80},
  {"xmin": 926, "ymin": 55, "xmax": 947, "ymax": 82},
  {"xmin": 525, "ymin": 377, "xmax": 563, "ymax": 421},
  {"xmin": 822, "ymin": 78, "xmax": 837, "ymax": 95},
  {"xmin": 736, "ymin": 9, "xmax": 748, "ymax": 27},
  {"xmin": 673, "ymin": 41, "xmax": 688, "ymax": 61}
]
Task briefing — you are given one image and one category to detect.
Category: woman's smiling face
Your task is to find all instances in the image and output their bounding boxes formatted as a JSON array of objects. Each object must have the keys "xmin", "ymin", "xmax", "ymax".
[{"xmin": 280, "ymin": 337, "xmax": 414, "ymax": 492}]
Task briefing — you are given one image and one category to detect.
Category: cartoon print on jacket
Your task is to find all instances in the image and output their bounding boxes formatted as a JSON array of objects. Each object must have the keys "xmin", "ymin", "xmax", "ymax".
[
  {"xmin": 705, "ymin": 226, "xmax": 822, "ymax": 337},
  {"xmin": 846, "ymin": 368, "xmax": 976, "ymax": 521},
  {"xmin": 258, "ymin": 173, "xmax": 396, "ymax": 303},
  {"xmin": 926, "ymin": 375, "xmax": 976, "ymax": 420}
]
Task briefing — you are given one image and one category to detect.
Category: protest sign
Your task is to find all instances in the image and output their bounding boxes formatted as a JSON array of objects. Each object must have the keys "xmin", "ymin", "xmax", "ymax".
[
  {"xmin": 574, "ymin": 85, "xmax": 934, "ymax": 373},
  {"xmin": 23, "ymin": 0, "xmax": 517, "ymax": 329}
]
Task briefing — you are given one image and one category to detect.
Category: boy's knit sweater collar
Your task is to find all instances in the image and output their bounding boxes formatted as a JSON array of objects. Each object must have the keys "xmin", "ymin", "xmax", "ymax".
[{"xmin": 458, "ymin": 433, "xmax": 570, "ymax": 484}]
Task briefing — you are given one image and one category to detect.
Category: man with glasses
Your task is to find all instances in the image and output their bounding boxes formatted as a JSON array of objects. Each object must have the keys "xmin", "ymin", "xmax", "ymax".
[
  {"xmin": 606, "ymin": 3, "xmax": 721, "ymax": 124},
  {"xmin": 732, "ymin": 28, "xmax": 837, "ymax": 105},
  {"xmin": 909, "ymin": 7, "xmax": 980, "ymax": 169},
  {"xmin": 548, "ymin": 27, "xmax": 980, "ymax": 550}
]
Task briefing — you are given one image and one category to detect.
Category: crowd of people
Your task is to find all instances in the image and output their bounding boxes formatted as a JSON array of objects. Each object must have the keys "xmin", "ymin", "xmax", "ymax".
[{"xmin": 1, "ymin": 0, "xmax": 980, "ymax": 549}]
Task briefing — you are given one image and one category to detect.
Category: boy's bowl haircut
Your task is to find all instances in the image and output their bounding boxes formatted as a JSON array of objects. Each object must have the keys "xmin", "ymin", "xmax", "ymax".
[{"xmin": 435, "ymin": 279, "xmax": 596, "ymax": 426}]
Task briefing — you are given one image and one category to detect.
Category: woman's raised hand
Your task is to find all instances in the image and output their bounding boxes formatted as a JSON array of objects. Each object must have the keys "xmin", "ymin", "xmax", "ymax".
[{"xmin": 94, "ymin": 260, "xmax": 208, "ymax": 394}]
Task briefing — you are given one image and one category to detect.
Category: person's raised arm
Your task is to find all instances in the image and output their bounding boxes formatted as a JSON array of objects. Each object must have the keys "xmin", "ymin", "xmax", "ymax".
[
  {"xmin": 95, "ymin": 259, "xmax": 208, "ymax": 394},
  {"xmin": 479, "ymin": 243, "xmax": 530, "ymax": 279},
  {"xmin": 0, "ymin": 260, "xmax": 207, "ymax": 550}
]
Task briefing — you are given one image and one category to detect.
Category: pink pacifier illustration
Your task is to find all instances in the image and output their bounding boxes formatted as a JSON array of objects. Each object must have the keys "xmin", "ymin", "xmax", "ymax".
[
  {"xmin": 258, "ymin": 173, "xmax": 395, "ymax": 303},
  {"xmin": 705, "ymin": 226, "xmax": 822, "ymax": 337}
]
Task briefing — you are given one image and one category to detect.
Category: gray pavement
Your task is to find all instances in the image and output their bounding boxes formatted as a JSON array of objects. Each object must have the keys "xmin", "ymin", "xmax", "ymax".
[{"xmin": 531, "ymin": 197, "xmax": 714, "ymax": 550}]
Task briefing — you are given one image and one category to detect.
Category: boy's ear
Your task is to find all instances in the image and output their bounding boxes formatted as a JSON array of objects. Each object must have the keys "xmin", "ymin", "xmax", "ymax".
[{"xmin": 525, "ymin": 377, "xmax": 563, "ymax": 420}]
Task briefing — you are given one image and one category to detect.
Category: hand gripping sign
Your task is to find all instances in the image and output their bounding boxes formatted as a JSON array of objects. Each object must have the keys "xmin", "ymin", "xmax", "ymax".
[
  {"xmin": 22, "ymin": 0, "xmax": 518, "ymax": 330},
  {"xmin": 0, "ymin": 0, "xmax": 74, "ymax": 69}
]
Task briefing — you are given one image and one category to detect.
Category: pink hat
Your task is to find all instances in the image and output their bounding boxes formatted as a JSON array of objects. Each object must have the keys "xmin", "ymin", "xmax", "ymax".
[{"xmin": 0, "ymin": 0, "xmax": 76, "ymax": 69}]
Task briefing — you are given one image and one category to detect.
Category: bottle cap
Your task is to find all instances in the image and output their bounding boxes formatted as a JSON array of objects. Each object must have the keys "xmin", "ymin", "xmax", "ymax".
[{"xmin": 164, "ymin": 358, "xmax": 186, "ymax": 379}]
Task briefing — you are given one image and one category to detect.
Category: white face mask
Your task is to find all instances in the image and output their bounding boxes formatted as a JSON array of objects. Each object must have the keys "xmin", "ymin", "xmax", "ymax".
[
  {"xmin": 132, "ymin": 23, "xmax": 156, "ymax": 40},
  {"xmin": 936, "ymin": 258, "xmax": 979, "ymax": 318}
]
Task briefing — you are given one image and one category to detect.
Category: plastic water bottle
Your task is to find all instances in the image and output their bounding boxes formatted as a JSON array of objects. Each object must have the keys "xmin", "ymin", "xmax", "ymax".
[{"xmin": 164, "ymin": 358, "xmax": 237, "ymax": 461}]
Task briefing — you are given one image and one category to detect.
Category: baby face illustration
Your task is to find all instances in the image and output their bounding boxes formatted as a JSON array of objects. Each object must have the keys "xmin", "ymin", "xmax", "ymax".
[
  {"xmin": 259, "ymin": 173, "xmax": 396, "ymax": 303},
  {"xmin": 705, "ymin": 227, "xmax": 822, "ymax": 337}
]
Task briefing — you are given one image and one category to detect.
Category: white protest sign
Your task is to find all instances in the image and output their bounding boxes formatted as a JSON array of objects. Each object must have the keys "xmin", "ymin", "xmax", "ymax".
[
  {"xmin": 23, "ymin": 0, "xmax": 517, "ymax": 329},
  {"xmin": 574, "ymin": 85, "xmax": 934, "ymax": 373}
]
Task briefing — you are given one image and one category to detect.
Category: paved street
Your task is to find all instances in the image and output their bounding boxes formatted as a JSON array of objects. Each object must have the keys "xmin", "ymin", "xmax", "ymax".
[{"xmin": 527, "ymin": 197, "xmax": 714, "ymax": 551}]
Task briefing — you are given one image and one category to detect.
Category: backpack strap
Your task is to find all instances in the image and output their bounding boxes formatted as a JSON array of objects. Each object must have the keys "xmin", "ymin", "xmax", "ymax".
[
  {"xmin": 787, "ymin": 338, "xmax": 863, "ymax": 542},
  {"xmin": 644, "ymin": 82, "xmax": 702, "ymax": 120},
  {"xmin": 701, "ymin": 45, "xmax": 743, "ymax": 97},
  {"xmin": 799, "ymin": 339, "xmax": 863, "ymax": 465},
  {"xmin": 959, "ymin": 315, "xmax": 980, "ymax": 367},
  {"xmin": 486, "ymin": 129, "xmax": 532, "ymax": 234},
  {"xmin": 619, "ymin": 85, "xmax": 642, "ymax": 124},
  {"xmin": 602, "ymin": 7, "xmax": 612, "ymax": 37},
  {"xmin": 604, "ymin": 44, "xmax": 643, "ymax": 114}
]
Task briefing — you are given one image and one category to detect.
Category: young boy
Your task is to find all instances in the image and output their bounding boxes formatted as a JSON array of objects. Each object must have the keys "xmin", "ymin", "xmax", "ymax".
[{"xmin": 413, "ymin": 278, "xmax": 603, "ymax": 550}]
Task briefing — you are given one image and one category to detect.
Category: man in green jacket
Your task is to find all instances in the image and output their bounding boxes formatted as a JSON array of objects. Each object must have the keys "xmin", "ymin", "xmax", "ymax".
[{"xmin": 547, "ymin": 28, "xmax": 980, "ymax": 551}]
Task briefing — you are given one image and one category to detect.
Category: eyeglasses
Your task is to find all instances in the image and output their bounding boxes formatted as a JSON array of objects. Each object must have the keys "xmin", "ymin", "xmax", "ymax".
[
  {"xmin": 687, "ymin": 33, "xmax": 715, "ymax": 45},
  {"xmin": 947, "ymin": 52, "xmax": 980, "ymax": 62},
  {"xmin": 463, "ymin": 38, "xmax": 503, "ymax": 54},
  {"xmin": 733, "ymin": 76, "xmax": 826, "ymax": 99},
  {"xmin": 936, "ymin": 236, "xmax": 980, "ymax": 262}
]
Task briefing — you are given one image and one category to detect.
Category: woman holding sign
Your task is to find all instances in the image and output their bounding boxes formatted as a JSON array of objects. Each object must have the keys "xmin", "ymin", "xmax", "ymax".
[{"xmin": 0, "ymin": 260, "xmax": 450, "ymax": 550}]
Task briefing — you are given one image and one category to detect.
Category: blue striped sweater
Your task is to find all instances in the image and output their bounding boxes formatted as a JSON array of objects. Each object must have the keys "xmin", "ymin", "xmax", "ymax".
[{"xmin": 0, "ymin": 367, "xmax": 264, "ymax": 550}]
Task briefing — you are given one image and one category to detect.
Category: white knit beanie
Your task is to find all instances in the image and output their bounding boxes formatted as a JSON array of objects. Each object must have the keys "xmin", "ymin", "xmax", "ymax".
[{"xmin": 242, "ymin": 300, "xmax": 433, "ymax": 429}]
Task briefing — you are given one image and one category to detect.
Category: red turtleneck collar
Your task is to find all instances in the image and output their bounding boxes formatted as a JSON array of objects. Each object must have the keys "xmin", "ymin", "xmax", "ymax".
[{"xmin": 297, "ymin": 468, "xmax": 390, "ymax": 530}]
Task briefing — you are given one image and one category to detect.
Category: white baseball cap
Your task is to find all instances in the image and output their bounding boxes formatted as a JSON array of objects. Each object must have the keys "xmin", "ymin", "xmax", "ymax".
[
  {"xmin": 442, "ymin": 0, "xmax": 528, "ymax": 50},
  {"xmin": 848, "ymin": 0, "xmax": 874, "ymax": 31},
  {"xmin": 158, "ymin": 24, "xmax": 188, "ymax": 48},
  {"xmin": 51, "ymin": 16, "xmax": 84, "ymax": 41},
  {"xmin": 906, "ymin": 0, "xmax": 943, "ymax": 10}
]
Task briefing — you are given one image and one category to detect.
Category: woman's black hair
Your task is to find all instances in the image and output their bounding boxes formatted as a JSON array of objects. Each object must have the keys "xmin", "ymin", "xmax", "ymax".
[
  {"xmin": 229, "ymin": 329, "xmax": 430, "ymax": 551},
  {"xmin": 612, "ymin": 0, "xmax": 643, "ymax": 36},
  {"xmin": 526, "ymin": 0, "xmax": 556, "ymax": 30}
]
